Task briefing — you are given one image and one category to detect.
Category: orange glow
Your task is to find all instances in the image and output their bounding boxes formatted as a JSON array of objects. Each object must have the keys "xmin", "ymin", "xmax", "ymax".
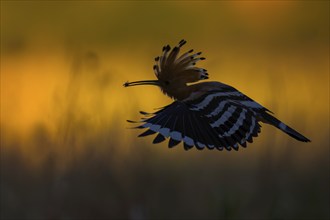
[
  {"xmin": 1, "ymin": 2, "xmax": 329, "ymax": 219},
  {"xmin": 1, "ymin": 1, "xmax": 329, "ymax": 165}
]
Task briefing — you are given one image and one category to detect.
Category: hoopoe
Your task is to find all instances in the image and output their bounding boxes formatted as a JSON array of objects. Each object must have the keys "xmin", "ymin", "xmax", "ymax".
[{"xmin": 124, "ymin": 40, "xmax": 310, "ymax": 151}]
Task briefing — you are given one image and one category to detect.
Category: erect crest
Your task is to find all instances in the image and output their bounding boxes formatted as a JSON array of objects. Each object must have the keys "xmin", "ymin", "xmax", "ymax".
[{"xmin": 153, "ymin": 39, "xmax": 209, "ymax": 85}]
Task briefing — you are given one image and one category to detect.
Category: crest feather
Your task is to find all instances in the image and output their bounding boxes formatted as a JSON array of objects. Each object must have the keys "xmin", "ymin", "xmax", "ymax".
[{"xmin": 154, "ymin": 40, "xmax": 208, "ymax": 84}]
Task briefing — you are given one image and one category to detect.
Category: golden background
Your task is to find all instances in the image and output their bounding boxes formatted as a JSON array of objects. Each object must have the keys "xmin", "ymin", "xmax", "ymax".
[{"xmin": 1, "ymin": 1, "xmax": 329, "ymax": 219}]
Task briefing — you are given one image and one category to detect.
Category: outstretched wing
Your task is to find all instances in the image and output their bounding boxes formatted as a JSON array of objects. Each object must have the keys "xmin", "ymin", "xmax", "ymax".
[
  {"xmin": 185, "ymin": 90, "xmax": 263, "ymax": 150},
  {"xmin": 128, "ymin": 92, "xmax": 262, "ymax": 151},
  {"xmin": 129, "ymin": 101, "xmax": 229, "ymax": 150}
]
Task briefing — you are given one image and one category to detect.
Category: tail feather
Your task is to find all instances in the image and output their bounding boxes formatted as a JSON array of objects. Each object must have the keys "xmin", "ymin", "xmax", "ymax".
[{"xmin": 261, "ymin": 112, "xmax": 311, "ymax": 142}]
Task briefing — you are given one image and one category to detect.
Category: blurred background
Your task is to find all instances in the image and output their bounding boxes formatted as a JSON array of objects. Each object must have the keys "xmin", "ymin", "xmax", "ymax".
[{"xmin": 1, "ymin": 1, "xmax": 329, "ymax": 220}]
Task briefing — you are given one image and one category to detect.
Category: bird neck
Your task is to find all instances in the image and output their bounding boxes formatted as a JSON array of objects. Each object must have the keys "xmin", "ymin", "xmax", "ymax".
[
  {"xmin": 161, "ymin": 83, "xmax": 208, "ymax": 101},
  {"xmin": 161, "ymin": 81, "xmax": 226, "ymax": 101},
  {"xmin": 160, "ymin": 84, "xmax": 192, "ymax": 101}
]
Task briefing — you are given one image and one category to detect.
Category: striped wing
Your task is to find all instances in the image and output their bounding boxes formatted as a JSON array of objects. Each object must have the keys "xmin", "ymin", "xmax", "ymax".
[
  {"xmin": 129, "ymin": 89, "xmax": 263, "ymax": 151},
  {"xmin": 186, "ymin": 90, "xmax": 263, "ymax": 150},
  {"xmin": 131, "ymin": 102, "xmax": 225, "ymax": 150},
  {"xmin": 186, "ymin": 88, "xmax": 310, "ymax": 144}
]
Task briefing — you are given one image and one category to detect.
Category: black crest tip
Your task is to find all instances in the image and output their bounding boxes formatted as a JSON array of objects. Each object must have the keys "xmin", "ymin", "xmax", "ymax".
[{"xmin": 179, "ymin": 39, "xmax": 186, "ymax": 47}]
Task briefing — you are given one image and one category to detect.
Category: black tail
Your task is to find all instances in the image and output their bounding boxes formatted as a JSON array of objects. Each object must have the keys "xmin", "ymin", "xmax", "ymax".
[{"xmin": 261, "ymin": 112, "xmax": 310, "ymax": 142}]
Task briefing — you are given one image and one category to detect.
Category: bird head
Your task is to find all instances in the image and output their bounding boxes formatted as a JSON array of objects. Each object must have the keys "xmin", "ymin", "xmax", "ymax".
[{"xmin": 124, "ymin": 39, "xmax": 209, "ymax": 100}]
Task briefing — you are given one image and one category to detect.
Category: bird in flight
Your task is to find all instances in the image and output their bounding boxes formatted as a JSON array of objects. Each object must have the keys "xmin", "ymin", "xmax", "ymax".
[{"xmin": 124, "ymin": 40, "xmax": 310, "ymax": 151}]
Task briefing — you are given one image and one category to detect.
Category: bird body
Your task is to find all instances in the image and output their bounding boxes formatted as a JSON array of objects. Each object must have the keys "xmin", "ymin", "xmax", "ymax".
[{"xmin": 124, "ymin": 40, "xmax": 310, "ymax": 151}]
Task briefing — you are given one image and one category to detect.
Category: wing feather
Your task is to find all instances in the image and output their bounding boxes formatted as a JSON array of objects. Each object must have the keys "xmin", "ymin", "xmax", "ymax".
[{"xmin": 128, "ymin": 89, "xmax": 265, "ymax": 151}]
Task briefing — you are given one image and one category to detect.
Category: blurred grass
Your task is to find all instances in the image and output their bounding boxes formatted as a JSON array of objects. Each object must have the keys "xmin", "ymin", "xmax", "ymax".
[{"xmin": 1, "ymin": 1, "xmax": 329, "ymax": 220}]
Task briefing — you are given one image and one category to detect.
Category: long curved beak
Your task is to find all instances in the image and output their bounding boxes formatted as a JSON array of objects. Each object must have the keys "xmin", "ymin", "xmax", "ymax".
[{"xmin": 123, "ymin": 80, "xmax": 160, "ymax": 87}]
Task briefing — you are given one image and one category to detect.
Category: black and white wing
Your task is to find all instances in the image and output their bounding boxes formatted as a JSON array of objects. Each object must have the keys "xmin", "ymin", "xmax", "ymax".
[
  {"xmin": 130, "ymin": 101, "xmax": 226, "ymax": 150},
  {"xmin": 128, "ymin": 94, "xmax": 261, "ymax": 151},
  {"xmin": 128, "ymin": 87, "xmax": 309, "ymax": 151},
  {"xmin": 185, "ymin": 87, "xmax": 310, "ymax": 147},
  {"xmin": 185, "ymin": 90, "xmax": 263, "ymax": 150}
]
